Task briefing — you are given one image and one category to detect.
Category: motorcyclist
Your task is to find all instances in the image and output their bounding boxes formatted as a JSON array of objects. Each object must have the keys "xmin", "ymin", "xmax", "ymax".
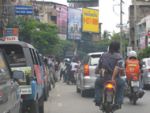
[
  {"xmin": 94, "ymin": 41, "xmax": 125, "ymax": 109},
  {"xmin": 125, "ymin": 50, "xmax": 144, "ymax": 95},
  {"xmin": 125, "ymin": 51, "xmax": 140, "ymax": 81}
]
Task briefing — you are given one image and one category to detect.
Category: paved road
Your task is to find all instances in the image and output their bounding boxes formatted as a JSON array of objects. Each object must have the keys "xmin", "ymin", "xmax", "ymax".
[{"xmin": 45, "ymin": 81, "xmax": 150, "ymax": 113}]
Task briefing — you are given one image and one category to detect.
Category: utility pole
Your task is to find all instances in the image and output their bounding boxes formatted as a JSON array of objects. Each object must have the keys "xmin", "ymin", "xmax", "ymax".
[
  {"xmin": 120, "ymin": 0, "xmax": 124, "ymax": 55},
  {"xmin": 134, "ymin": 0, "xmax": 137, "ymax": 50}
]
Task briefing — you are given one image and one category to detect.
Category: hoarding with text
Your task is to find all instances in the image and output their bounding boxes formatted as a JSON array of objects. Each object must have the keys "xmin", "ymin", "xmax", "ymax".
[{"xmin": 82, "ymin": 8, "xmax": 99, "ymax": 33}]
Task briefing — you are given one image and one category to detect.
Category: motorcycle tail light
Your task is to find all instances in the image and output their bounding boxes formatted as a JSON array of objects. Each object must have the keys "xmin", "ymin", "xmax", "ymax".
[
  {"xmin": 132, "ymin": 76, "xmax": 138, "ymax": 81},
  {"xmin": 105, "ymin": 83, "xmax": 113, "ymax": 89}
]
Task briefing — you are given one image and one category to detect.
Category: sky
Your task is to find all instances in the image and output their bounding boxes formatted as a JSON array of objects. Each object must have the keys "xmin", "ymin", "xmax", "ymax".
[{"xmin": 37, "ymin": 0, "xmax": 132, "ymax": 33}]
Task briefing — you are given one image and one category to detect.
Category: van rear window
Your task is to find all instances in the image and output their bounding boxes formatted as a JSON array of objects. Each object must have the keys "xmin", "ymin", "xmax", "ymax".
[
  {"xmin": 0, "ymin": 44, "xmax": 26, "ymax": 67},
  {"xmin": 90, "ymin": 54, "xmax": 102, "ymax": 58},
  {"xmin": 90, "ymin": 57, "xmax": 100, "ymax": 66}
]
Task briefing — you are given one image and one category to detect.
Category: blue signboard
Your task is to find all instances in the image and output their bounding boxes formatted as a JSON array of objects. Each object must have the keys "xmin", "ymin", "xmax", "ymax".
[
  {"xmin": 15, "ymin": 5, "xmax": 33, "ymax": 15},
  {"xmin": 68, "ymin": 8, "xmax": 82, "ymax": 40}
]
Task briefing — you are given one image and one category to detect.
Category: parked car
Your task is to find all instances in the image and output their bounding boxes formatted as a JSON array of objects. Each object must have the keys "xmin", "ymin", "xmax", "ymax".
[
  {"xmin": 76, "ymin": 52, "xmax": 104, "ymax": 97},
  {"xmin": 0, "ymin": 49, "xmax": 22, "ymax": 113},
  {"xmin": 141, "ymin": 58, "xmax": 150, "ymax": 88},
  {"xmin": 0, "ymin": 41, "xmax": 45, "ymax": 113}
]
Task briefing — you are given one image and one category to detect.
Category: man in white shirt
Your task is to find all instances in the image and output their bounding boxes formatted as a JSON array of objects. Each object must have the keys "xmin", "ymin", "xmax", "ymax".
[
  {"xmin": 70, "ymin": 59, "xmax": 79, "ymax": 84},
  {"xmin": 60, "ymin": 61, "xmax": 66, "ymax": 81}
]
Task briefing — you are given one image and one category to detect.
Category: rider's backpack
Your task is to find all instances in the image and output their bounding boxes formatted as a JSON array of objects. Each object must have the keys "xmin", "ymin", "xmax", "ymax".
[
  {"xmin": 98, "ymin": 52, "xmax": 122, "ymax": 80},
  {"xmin": 125, "ymin": 59, "xmax": 140, "ymax": 80}
]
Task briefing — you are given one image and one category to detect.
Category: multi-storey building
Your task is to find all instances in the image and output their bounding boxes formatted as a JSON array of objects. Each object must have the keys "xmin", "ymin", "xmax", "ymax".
[
  {"xmin": 137, "ymin": 15, "xmax": 150, "ymax": 49},
  {"xmin": 129, "ymin": 0, "xmax": 150, "ymax": 49},
  {"xmin": 33, "ymin": 1, "xmax": 68, "ymax": 40}
]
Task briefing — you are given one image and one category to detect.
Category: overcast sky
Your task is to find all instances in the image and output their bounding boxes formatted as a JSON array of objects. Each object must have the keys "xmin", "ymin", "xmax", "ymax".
[{"xmin": 37, "ymin": 0, "xmax": 132, "ymax": 33}]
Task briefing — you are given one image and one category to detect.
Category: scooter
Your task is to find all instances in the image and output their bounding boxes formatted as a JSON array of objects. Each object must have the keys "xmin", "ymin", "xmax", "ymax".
[
  {"xmin": 126, "ymin": 74, "xmax": 145, "ymax": 105},
  {"xmin": 100, "ymin": 81, "xmax": 120, "ymax": 113}
]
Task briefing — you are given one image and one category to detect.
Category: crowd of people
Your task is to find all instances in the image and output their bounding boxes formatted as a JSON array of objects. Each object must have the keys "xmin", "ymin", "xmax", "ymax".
[{"xmin": 43, "ymin": 55, "xmax": 81, "ymax": 89}]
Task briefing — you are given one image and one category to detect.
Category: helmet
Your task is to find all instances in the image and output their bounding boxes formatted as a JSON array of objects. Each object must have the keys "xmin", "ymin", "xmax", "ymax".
[{"xmin": 127, "ymin": 51, "xmax": 137, "ymax": 58}]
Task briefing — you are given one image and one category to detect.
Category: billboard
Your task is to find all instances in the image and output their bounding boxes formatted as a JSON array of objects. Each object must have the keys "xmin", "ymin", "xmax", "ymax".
[
  {"xmin": 82, "ymin": 8, "xmax": 99, "ymax": 33},
  {"xmin": 68, "ymin": 8, "xmax": 82, "ymax": 40},
  {"xmin": 56, "ymin": 5, "xmax": 68, "ymax": 35}
]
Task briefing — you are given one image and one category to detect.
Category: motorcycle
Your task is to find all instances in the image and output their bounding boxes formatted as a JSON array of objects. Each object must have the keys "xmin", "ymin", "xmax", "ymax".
[
  {"xmin": 125, "ymin": 74, "xmax": 145, "ymax": 105},
  {"xmin": 100, "ymin": 81, "xmax": 119, "ymax": 113}
]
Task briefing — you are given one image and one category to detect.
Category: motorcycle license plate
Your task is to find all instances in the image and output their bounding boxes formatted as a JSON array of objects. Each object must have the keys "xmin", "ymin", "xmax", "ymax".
[
  {"xmin": 106, "ymin": 92, "xmax": 113, "ymax": 102},
  {"xmin": 131, "ymin": 81, "xmax": 139, "ymax": 87}
]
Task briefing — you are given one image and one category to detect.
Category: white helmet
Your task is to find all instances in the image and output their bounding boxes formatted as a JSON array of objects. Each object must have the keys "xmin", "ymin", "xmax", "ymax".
[{"xmin": 127, "ymin": 50, "xmax": 137, "ymax": 58}]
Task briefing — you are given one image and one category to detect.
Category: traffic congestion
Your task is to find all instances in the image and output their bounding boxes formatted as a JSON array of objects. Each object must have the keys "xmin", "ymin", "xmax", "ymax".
[{"xmin": 0, "ymin": 0, "xmax": 150, "ymax": 113}]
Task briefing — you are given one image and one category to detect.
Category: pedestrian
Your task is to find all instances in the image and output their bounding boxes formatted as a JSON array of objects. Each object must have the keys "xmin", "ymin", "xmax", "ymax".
[{"xmin": 59, "ymin": 60, "xmax": 66, "ymax": 81}]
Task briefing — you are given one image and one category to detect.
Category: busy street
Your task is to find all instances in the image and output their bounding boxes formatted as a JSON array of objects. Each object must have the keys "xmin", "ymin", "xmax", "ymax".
[
  {"xmin": 45, "ymin": 81, "xmax": 150, "ymax": 113},
  {"xmin": 0, "ymin": 0, "xmax": 150, "ymax": 113}
]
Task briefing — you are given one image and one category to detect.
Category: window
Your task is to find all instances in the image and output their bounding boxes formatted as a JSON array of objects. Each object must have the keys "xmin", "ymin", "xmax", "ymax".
[
  {"xmin": 0, "ymin": 53, "xmax": 10, "ymax": 83},
  {"xmin": 29, "ymin": 48, "xmax": 36, "ymax": 64},
  {"xmin": 89, "ymin": 54, "xmax": 102, "ymax": 66},
  {"xmin": 0, "ymin": 44, "xmax": 26, "ymax": 67},
  {"xmin": 89, "ymin": 57, "xmax": 100, "ymax": 66}
]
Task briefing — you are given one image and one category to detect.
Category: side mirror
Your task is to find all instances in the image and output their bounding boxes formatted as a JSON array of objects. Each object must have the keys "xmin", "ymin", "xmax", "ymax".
[{"xmin": 13, "ymin": 70, "xmax": 25, "ymax": 81}]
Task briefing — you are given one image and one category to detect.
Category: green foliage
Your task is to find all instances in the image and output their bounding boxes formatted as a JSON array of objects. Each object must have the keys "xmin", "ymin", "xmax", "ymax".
[
  {"xmin": 79, "ymin": 32, "xmax": 109, "ymax": 54},
  {"xmin": 16, "ymin": 17, "xmax": 64, "ymax": 55},
  {"xmin": 111, "ymin": 32, "xmax": 120, "ymax": 41},
  {"xmin": 52, "ymin": 40, "xmax": 73, "ymax": 58},
  {"xmin": 138, "ymin": 47, "xmax": 150, "ymax": 60}
]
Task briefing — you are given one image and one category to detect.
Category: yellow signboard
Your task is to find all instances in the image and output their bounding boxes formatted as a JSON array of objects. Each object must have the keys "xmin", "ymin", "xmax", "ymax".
[{"xmin": 82, "ymin": 8, "xmax": 99, "ymax": 33}]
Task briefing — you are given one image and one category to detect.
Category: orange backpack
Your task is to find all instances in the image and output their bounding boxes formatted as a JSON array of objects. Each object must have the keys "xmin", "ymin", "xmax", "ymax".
[{"xmin": 125, "ymin": 59, "xmax": 140, "ymax": 80}]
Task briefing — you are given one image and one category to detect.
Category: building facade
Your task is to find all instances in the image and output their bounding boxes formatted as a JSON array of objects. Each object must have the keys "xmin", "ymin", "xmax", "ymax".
[
  {"xmin": 137, "ymin": 15, "xmax": 150, "ymax": 49},
  {"xmin": 129, "ymin": 0, "xmax": 150, "ymax": 49},
  {"xmin": 33, "ymin": 1, "xmax": 68, "ymax": 40}
]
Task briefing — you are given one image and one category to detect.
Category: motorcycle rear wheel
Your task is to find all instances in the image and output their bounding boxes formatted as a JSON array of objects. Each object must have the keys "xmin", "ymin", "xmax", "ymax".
[{"xmin": 130, "ymin": 98, "xmax": 137, "ymax": 105}]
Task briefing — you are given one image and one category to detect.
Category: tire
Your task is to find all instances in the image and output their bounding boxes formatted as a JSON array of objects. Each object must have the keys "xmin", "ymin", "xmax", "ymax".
[
  {"xmin": 39, "ymin": 100, "xmax": 44, "ymax": 113},
  {"xmin": 76, "ymin": 86, "xmax": 80, "ymax": 93},
  {"xmin": 44, "ymin": 88, "xmax": 48, "ymax": 101},
  {"xmin": 19, "ymin": 102, "xmax": 22, "ymax": 113},
  {"xmin": 30, "ymin": 100, "xmax": 39, "ymax": 113},
  {"xmin": 130, "ymin": 98, "xmax": 137, "ymax": 105},
  {"xmin": 81, "ymin": 90, "xmax": 87, "ymax": 97},
  {"xmin": 133, "ymin": 98, "xmax": 137, "ymax": 105}
]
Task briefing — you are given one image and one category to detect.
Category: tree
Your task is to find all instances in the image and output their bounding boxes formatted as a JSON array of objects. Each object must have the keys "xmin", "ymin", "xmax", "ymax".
[
  {"xmin": 16, "ymin": 17, "xmax": 66, "ymax": 56},
  {"xmin": 138, "ymin": 47, "xmax": 150, "ymax": 60},
  {"xmin": 16, "ymin": 17, "xmax": 74, "ymax": 58}
]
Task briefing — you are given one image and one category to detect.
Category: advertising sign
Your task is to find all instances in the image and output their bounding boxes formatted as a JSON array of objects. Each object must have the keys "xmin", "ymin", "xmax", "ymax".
[
  {"xmin": 68, "ymin": 8, "xmax": 82, "ymax": 40},
  {"xmin": 3, "ymin": 28, "xmax": 19, "ymax": 41},
  {"xmin": 56, "ymin": 5, "xmax": 68, "ymax": 35},
  {"xmin": 15, "ymin": 5, "xmax": 33, "ymax": 15},
  {"xmin": 82, "ymin": 8, "xmax": 99, "ymax": 33}
]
